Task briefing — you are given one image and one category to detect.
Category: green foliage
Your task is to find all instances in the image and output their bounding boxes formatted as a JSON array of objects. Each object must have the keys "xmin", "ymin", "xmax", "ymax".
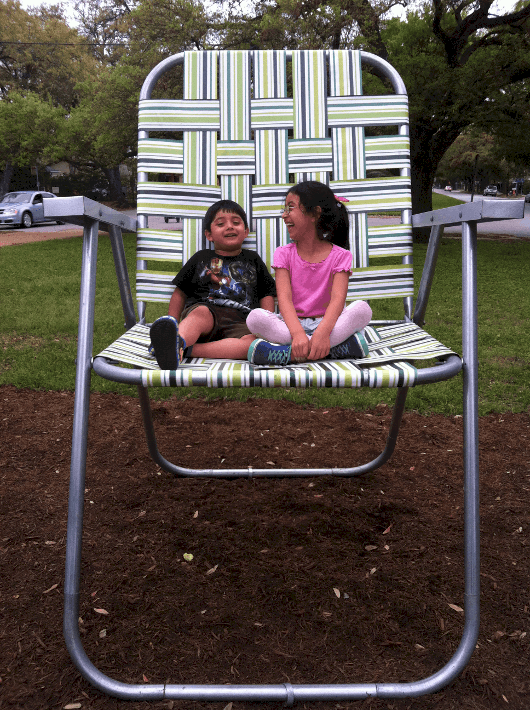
[
  {"xmin": 0, "ymin": 0, "xmax": 97, "ymax": 107},
  {"xmin": 0, "ymin": 91, "xmax": 65, "ymax": 167},
  {"xmin": 1, "ymin": 233, "xmax": 529, "ymax": 415}
]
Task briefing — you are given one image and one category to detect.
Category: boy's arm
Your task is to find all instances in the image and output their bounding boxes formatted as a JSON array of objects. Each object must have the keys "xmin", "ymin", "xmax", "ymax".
[
  {"xmin": 258, "ymin": 295, "xmax": 275, "ymax": 312},
  {"xmin": 168, "ymin": 287, "xmax": 187, "ymax": 320}
]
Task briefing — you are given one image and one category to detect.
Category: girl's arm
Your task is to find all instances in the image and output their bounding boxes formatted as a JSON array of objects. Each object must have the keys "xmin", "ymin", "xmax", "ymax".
[
  {"xmin": 308, "ymin": 270, "xmax": 349, "ymax": 361},
  {"xmin": 275, "ymin": 268, "xmax": 311, "ymax": 361}
]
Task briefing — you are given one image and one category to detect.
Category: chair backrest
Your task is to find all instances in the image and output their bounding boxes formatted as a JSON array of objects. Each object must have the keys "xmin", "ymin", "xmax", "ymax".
[{"xmin": 136, "ymin": 50, "xmax": 413, "ymax": 320}]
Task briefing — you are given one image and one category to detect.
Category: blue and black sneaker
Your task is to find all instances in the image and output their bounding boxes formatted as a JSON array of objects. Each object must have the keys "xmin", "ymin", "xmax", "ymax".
[
  {"xmin": 247, "ymin": 339, "xmax": 291, "ymax": 366},
  {"xmin": 149, "ymin": 316, "xmax": 186, "ymax": 369},
  {"xmin": 328, "ymin": 331, "xmax": 369, "ymax": 360}
]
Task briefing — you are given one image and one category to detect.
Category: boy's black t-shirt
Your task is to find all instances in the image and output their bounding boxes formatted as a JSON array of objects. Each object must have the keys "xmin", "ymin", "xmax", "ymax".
[{"xmin": 172, "ymin": 248, "xmax": 276, "ymax": 313}]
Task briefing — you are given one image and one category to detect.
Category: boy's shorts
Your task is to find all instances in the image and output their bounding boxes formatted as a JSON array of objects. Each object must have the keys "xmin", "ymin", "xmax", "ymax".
[{"xmin": 181, "ymin": 303, "xmax": 252, "ymax": 342}]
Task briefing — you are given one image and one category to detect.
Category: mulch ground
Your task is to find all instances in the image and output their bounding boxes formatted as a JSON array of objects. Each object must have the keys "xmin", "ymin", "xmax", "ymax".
[{"xmin": 1, "ymin": 386, "xmax": 529, "ymax": 710}]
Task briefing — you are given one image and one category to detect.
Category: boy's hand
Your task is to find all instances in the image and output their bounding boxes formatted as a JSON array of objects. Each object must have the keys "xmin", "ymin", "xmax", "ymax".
[
  {"xmin": 290, "ymin": 332, "xmax": 311, "ymax": 362},
  {"xmin": 308, "ymin": 329, "xmax": 330, "ymax": 361}
]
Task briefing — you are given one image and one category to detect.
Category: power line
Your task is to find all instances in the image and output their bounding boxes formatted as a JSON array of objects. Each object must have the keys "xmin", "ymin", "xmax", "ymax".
[{"xmin": 0, "ymin": 40, "xmax": 128, "ymax": 46}]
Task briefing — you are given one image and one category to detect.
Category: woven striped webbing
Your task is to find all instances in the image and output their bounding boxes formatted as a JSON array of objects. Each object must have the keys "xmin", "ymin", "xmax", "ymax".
[
  {"xmin": 96, "ymin": 322, "xmax": 456, "ymax": 389},
  {"xmin": 137, "ymin": 49, "xmax": 413, "ymax": 305}
]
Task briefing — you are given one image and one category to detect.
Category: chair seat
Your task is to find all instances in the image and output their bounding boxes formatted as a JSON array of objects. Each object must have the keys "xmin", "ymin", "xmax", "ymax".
[{"xmin": 95, "ymin": 321, "xmax": 457, "ymax": 388}]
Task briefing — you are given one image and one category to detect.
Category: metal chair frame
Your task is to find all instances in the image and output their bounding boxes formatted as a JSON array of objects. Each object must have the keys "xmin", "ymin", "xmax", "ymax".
[{"xmin": 43, "ymin": 49, "xmax": 525, "ymax": 704}]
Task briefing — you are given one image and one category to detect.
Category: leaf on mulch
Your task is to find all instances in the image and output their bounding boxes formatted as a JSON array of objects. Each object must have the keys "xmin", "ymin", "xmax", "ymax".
[
  {"xmin": 448, "ymin": 603, "xmax": 463, "ymax": 613},
  {"xmin": 63, "ymin": 704, "xmax": 82, "ymax": 709},
  {"xmin": 333, "ymin": 588, "xmax": 340, "ymax": 598},
  {"xmin": 206, "ymin": 565, "xmax": 218, "ymax": 575},
  {"xmin": 94, "ymin": 608, "xmax": 109, "ymax": 615},
  {"xmin": 43, "ymin": 583, "xmax": 58, "ymax": 594}
]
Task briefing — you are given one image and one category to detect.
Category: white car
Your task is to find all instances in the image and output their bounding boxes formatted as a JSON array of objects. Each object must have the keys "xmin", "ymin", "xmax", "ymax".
[{"xmin": 0, "ymin": 190, "xmax": 60, "ymax": 228}]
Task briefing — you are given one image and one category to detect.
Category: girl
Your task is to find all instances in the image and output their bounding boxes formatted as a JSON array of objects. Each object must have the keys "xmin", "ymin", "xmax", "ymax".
[{"xmin": 246, "ymin": 180, "xmax": 372, "ymax": 366}]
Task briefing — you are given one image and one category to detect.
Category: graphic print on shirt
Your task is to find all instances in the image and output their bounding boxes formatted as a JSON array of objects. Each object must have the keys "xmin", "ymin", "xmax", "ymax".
[{"xmin": 199, "ymin": 257, "xmax": 257, "ymax": 311}]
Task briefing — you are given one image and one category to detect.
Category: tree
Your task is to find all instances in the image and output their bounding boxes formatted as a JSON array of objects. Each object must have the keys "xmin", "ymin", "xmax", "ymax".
[
  {"xmin": 0, "ymin": 0, "xmax": 97, "ymax": 106},
  {"xmin": 0, "ymin": 91, "xmax": 65, "ymax": 196}
]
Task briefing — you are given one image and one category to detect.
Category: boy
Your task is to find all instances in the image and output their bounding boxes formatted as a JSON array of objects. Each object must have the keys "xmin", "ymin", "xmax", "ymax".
[{"xmin": 150, "ymin": 200, "xmax": 276, "ymax": 369}]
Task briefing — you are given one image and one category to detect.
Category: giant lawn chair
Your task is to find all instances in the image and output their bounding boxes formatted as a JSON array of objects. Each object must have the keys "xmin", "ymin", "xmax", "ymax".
[{"xmin": 45, "ymin": 49, "xmax": 524, "ymax": 703}]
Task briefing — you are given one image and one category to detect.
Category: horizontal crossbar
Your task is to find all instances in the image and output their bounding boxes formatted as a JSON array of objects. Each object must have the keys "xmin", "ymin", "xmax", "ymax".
[
  {"xmin": 43, "ymin": 196, "xmax": 137, "ymax": 233},
  {"xmin": 412, "ymin": 198, "xmax": 524, "ymax": 228}
]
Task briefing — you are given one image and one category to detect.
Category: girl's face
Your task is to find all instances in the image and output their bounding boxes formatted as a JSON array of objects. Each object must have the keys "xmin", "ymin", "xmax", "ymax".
[{"xmin": 282, "ymin": 192, "xmax": 318, "ymax": 243}]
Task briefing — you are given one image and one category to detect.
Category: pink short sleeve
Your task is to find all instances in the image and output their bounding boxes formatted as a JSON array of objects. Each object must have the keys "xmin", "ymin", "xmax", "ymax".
[
  {"xmin": 331, "ymin": 247, "xmax": 353, "ymax": 275},
  {"xmin": 272, "ymin": 244, "xmax": 293, "ymax": 271}
]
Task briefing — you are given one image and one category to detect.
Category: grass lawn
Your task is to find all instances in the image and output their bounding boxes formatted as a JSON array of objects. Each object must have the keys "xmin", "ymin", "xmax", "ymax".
[{"xmin": 1, "ymin": 215, "xmax": 528, "ymax": 415}]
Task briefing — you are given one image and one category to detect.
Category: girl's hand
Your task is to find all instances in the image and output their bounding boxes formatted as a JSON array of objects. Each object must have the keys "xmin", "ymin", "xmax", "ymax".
[
  {"xmin": 308, "ymin": 329, "xmax": 330, "ymax": 361},
  {"xmin": 291, "ymin": 331, "xmax": 311, "ymax": 362}
]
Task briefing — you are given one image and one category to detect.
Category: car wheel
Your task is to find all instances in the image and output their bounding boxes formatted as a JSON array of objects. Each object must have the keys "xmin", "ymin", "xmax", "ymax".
[{"xmin": 21, "ymin": 212, "xmax": 33, "ymax": 228}]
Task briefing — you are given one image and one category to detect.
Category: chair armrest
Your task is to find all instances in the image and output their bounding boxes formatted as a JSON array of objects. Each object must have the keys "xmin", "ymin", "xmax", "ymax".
[
  {"xmin": 43, "ymin": 196, "xmax": 137, "ymax": 233},
  {"xmin": 412, "ymin": 198, "xmax": 524, "ymax": 228}
]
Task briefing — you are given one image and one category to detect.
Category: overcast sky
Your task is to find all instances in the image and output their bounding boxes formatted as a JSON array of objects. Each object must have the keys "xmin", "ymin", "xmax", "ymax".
[{"xmin": 17, "ymin": 0, "xmax": 519, "ymax": 27}]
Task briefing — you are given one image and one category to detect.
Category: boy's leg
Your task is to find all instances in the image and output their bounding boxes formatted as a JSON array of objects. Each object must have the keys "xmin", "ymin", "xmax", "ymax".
[
  {"xmin": 190, "ymin": 333, "xmax": 254, "ymax": 359},
  {"xmin": 246, "ymin": 308, "xmax": 292, "ymax": 344},
  {"xmin": 178, "ymin": 305, "xmax": 215, "ymax": 346},
  {"xmin": 150, "ymin": 306, "xmax": 215, "ymax": 369}
]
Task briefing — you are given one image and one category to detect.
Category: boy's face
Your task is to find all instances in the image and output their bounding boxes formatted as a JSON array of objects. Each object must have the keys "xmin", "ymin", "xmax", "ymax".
[{"xmin": 205, "ymin": 209, "xmax": 248, "ymax": 256}]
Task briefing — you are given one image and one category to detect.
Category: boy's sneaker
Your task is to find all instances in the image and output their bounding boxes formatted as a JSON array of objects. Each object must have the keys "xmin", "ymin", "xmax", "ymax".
[
  {"xmin": 328, "ymin": 331, "xmax": 369, "ymax": 361},
  {"xmin": 248, "ymin": 339, "xmax": 291, "ymax": 366},
  {"xmin": 149, "ymin": 316, "xmax": 186, "ymax": 369}
]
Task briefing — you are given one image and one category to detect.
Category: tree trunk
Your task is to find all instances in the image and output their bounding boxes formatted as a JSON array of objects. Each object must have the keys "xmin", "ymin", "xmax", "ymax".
[
  {"xmin": 103, "ymin": 166, "xmax": 127, "ymax": 205},
  {"xmin": 409, "ymin": 122, "xmax": 462, "ymax": 243},
  {"xmin": 0, "ymin": 161, "xmax": 14, "ymax": 199}
]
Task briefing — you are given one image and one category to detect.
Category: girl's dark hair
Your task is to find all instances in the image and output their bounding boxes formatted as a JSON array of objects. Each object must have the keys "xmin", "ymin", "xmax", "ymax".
[
  {"xmin": 204, "ymin": 199, "xmax": 248, "ymax": 233},
  {"xmin": 286, "ymin": 181, "xmax": 349, "ymax": 249}
]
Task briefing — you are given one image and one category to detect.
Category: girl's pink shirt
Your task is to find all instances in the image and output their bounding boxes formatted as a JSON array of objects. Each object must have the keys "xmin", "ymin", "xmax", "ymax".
[{"xmin": 272, "ymin": 242, "xmax": 352, "ymax": 317}]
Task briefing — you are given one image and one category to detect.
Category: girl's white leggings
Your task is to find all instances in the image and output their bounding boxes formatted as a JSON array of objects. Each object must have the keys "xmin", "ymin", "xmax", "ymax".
[{"xmin": 246, "ymin": 300, "xmax": 372, "ymax": 347}]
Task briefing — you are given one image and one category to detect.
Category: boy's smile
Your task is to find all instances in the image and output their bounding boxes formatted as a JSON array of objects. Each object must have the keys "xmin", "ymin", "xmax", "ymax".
[{"xmin": 205, "ymin": 210, "xmax": 249, "ymax": 256}]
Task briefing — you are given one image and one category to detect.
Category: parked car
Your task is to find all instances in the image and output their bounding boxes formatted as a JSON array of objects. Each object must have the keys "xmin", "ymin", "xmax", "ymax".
[
  {"xmin": 0, "ymin": 191, "xmax": 60, "ymax": 228},
  {"xmin": 444, "ymin": 185, "xmax": 452, "ymax": 191},
  {"xmin": 483, "ymin": 185, "xmax": 498, "ymax": 197},
  {"xmin": 524, "ymin": 194, "xmax": 530, "ymax": 203}
]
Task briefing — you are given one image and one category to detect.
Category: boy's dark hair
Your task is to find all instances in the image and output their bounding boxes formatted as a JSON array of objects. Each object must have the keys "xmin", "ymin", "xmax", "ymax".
[
  {"xmin": 286, "ymin": 181, "xmax": 349, "ymax": 250},
  {"xmin": 204, "ymin": 199, "xmax": 248, "ymax": 233}
]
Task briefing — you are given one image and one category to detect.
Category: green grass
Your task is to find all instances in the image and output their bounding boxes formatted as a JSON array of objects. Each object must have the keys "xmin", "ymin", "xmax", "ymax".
[
  {"xmin": 431, "ymin": 192, "xmax": 466, "ymax": 209},
  {"xmin": 1, "ymin": 232, "xmax": 529, "ymax": 415}
]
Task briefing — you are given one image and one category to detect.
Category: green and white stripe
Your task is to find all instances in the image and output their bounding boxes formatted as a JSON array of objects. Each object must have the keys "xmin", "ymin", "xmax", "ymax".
[
  {"xmin": 137, "ymin": 228, "xmax": 183, "ymax": 261},
  {"xmin": 368, "ymin": 224, "xmax": 413, "ymax": 258},
  {"xmin": 293, "ymin": 51, "xmax": 327, "ymax": 141},
  {"xmin": 138, "ymin": 139, "xmax": 183, "ymax": 174},
  {"xmin": 331, "ymin": 177, "xmax": 411, "ymax": 213},
  {"xmin": 347, "ymin": 264, "xmax": 414, "ymax": 300},
  {"xmin": 137, "ymin": 182, "xmax": 220, "ymax": 218},
  {"xmin": 138, "ymin": 99, "xmax": 220, "ymax": 130},
  {"xmin": 136, "ymin": 271, "xmax": 176, "ymax": 303},
  {"xmin": 365, "ymin": 136, "xmax": 411, "ymax": 170},
  {"xmin": 328, "ymin": 95, "xmax": 409, "ymax": 127},
  {"xmin": 217, "ymin": 140, "xmax": 255, "ymax": 174},
  {"xmin": 288, "ymin": 139, "xmax": 333, "ymax": 173}
]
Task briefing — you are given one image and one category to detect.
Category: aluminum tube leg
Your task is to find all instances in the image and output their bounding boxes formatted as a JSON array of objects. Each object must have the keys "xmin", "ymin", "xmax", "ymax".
[
  {"xmin": 461, "ymin": 220, "xmax": 480, "ymax": 642},
  {"xmin": 414, "ymin": 224, "xmax": 444, "ymax": 326},
  {"xmin": 64, "ymin": 219, "xmax": 99, "ymax": 649},
  {"xmin": 108, "ymin": 224, "xmax": 137, "ymax": 330}
]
